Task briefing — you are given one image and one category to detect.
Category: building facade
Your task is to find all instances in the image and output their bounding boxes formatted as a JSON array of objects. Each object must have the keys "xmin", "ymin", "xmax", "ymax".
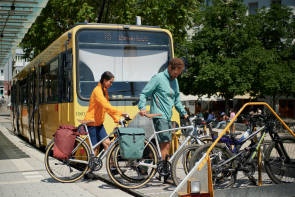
[
  {"xmin": 0, "ymin": 48, "xmax": 28, "ymax": 102},
  {"xmin": 244, "ymin": 0, "xmax": 295, "ymax": 15}
]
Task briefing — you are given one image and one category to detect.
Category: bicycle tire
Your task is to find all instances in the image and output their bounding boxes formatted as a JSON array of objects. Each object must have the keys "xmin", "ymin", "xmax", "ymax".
[
  {"xmin": 106, "ymin": 139, "xmax": 158, "ymax": 189},
  {"xmin": 44, "ymin": 137, "xmax": 90, "ymax": 183},
  {"xmin": 198, "ymin": 136, "xmax": 213, "ymax": 144},
  {"xmin": 171, "ymin": 144, "xmax": 201, "ymax": 185},
  {"xmin": 189, "ymin": 143, "xmax": 234, "ymax": 189},
  {"xmin": 264, "ymin": 136, "xmax": 295, "ymax": 184}
]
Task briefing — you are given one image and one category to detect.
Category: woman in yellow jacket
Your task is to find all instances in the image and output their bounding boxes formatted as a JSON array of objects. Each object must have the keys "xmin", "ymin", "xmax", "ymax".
[{"xmin": 84, "ymin": 71, "xmax": 128, "ymax": 156}]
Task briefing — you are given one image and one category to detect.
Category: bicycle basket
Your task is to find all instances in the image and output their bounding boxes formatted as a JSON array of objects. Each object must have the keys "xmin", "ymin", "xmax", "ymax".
[{"xmin": 118, "ymin": 127, "xmax": 145, "ymax": 160}]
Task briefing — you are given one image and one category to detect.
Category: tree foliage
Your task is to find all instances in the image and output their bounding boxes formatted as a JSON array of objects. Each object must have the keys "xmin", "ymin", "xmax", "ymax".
[
  {"xmin": 254, "ymin": 4, "xmax": 295, "ymax": 101},
  {"xmin": 179, "ymin": 0, "xmax": 295, "ymax": 109},
  {"xmin": 20, "ymin": 0, "xmax": 99, "ymax": 58},
  {"xmin": 180, "ymin": 0, "xmax": 254, "ymax": 102},
  {"xmin": 20, "ymin": 0, "xmax": 200, "ymax": 59}
]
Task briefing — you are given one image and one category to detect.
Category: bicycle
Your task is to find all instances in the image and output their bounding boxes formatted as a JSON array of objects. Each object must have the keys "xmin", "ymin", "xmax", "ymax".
[
  {"xmin": 44, "ymin": 118, "xmax": 130, "ymax": 183},
  {"xmin": 106, "ymin": 115, "xmax": 212, "ymax": 189},
  {"xmin": 171, "ymin": 116, "xmax": 213, "ymax": 185},
  {"xmin": 189, "ymin": 113, "xmax": 295, "ymax": 189}
]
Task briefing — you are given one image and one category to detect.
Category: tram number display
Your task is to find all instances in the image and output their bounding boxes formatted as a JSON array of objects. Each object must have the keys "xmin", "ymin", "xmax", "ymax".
[{"xmin": 78, "ymin": 29, "xmax": 169, "ymax": 45}]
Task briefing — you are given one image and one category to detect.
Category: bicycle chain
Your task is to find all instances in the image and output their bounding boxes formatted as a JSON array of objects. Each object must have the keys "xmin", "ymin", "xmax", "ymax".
[
  {"xmin": 157, "ymin": 160, "xmax": 171, "ymax": 177},
  {"xmin": 89, "ymin": 157, "xmax": 103, "ymax": 171}
]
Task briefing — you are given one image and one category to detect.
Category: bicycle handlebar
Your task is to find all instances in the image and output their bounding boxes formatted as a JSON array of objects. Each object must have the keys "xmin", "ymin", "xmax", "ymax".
[
  {"xmin": 77, "ymin": 120, "xmax": 96, "ymax": 125},
  {"xmin": 144, "ymin": 113, "xmax": 162, "ymax": 118}
]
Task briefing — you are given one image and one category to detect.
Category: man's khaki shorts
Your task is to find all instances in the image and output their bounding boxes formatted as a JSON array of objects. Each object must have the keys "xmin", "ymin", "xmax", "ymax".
[{"xmin": 153, "ymin": 118, "xmax": 172, "ymax": 143}]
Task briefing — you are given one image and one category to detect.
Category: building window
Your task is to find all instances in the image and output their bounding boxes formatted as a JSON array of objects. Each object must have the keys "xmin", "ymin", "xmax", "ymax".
[
  {"xmin": 248, "ymin": 2, "xmax": 258, "ymax": 15},
  {"xmin": 0, "ymin": 69, "xmax": 3, "ymax": 77}
]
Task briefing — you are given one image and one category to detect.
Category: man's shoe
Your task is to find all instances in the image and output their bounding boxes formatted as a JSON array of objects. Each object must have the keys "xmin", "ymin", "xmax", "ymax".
[
  {"xmin": 138, "ymin": 166, "xmax": 148, "ymax": 175},
  {"xmin": 164, "ymin": 176, "xmax": 175, "ymax": 185}
]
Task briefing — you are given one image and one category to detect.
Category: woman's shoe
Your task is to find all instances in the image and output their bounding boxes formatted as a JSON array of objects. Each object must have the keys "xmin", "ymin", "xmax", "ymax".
[
  {"xmin": 84, "ymin": 171, "xmax": 96, "ymax": 179},
  {"xmin": 110, "ymin": 167, "xmax": 127, "ymax": 175},
  {"xmin": 110, "ymin": 168, "xmax": 119, "ymax": 175}
]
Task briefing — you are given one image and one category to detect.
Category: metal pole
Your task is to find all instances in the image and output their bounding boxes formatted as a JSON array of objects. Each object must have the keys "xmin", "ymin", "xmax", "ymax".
[{"xmin": 97, "ymin": 0, "xmax": 106, "ymax": 23}]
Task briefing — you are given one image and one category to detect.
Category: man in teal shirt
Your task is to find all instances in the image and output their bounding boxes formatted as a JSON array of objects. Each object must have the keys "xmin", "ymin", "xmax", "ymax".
[{"xmin": 138, "ymin": 58, "xmax": 188, "ymax": 182}]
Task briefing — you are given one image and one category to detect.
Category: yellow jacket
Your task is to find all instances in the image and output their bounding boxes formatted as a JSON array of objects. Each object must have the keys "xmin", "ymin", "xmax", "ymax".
[{"xmin": 84, "ymin": 83, "xmax": 122, "ymax": 126}]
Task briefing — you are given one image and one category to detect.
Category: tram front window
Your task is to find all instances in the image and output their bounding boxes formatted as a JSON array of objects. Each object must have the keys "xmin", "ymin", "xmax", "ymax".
[{"xmin": 76, "ymin": 29, "xmax": 171, "ymax": 100}]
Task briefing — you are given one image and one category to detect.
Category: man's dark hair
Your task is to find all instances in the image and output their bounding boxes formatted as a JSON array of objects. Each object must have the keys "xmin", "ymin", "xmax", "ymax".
[{"xmin": 169, "ymin": 58, "xmax": 185, "ymax": 69}]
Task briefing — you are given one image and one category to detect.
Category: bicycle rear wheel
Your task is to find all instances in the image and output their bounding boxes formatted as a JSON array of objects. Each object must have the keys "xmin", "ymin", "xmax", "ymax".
[
  {"xmin": 171, "ymin": 144, "xmax": 201, "ymax": 185},
  {"xmin": 189, "ymin": 143, "xmax": 234, "ymax": 189},
  {"xmin": 106, "ymin": 140, "xmax": 158, "ymax": 189},
  {"xmin": 264, "ymin": 136, "xmax": 295, "ymax": 184},
  {"xmin": 44, "ymin": 137, "xmax": 90, "ymax": 183}
]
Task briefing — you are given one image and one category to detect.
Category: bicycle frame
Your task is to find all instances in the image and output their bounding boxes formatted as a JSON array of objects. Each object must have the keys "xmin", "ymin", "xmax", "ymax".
[
  {"xmin": 138, "ymin": 117, "xmax": 204, "ymax": 168},
  {"xmin": 215, "ymin": 126, "xmax": 266, "ymax": 169},
  {"xmin": 68, "ymin": 123, "xmax": 119, "ymax": 165},
  {"xmin": 267, "ymin": 124, "xmax": 292, "ymax": 162}
]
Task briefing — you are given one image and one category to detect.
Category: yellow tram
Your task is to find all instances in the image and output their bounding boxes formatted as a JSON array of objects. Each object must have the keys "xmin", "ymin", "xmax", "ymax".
[{"xmin": 11, "ymin": 23, "xmax": 180, "ymax": 148}]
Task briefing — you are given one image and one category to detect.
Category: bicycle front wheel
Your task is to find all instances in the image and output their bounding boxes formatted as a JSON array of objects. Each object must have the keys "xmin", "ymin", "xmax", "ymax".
[
  {"xmin": 106, "ymin": 139, "xmax": 158, "ymax": 189},
  {"xmin": 264, "ymin": 136, "xmax": 295, "ymax": 184},
  {"xmin": 171, "ymin": 144, "xmax": 201, "ymax": 185},
  {"xmin": 44, "ymin": 137, "xmax": 90, "ymax": 183}
]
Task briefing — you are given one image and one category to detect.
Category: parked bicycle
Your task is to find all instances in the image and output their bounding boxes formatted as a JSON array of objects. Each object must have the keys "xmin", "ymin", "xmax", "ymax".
[
  {"xmin": 106, "ymin": 115, "xmax": 212, "ymax": 189},
  {"xmin": 171, "ymin": 116, "xmax": 213, "ymax": 185},
  {"xmin": 44, "ymin": 117, "xmax": 130, "ymax": 183},
  {"xmin": 189, "ymin": 113, "xmax": 295, "ymax": 189}
]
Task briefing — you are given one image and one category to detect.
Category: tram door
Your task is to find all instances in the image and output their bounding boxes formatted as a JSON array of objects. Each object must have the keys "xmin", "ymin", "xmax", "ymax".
[
  {"xmin": 27, "ymin": 69, "xmax": 41, "ymax": 147},
  {"xmin": 33, "ymin": 67, "xmax": 42, "ymax": 147},
  {"xmin": 59, "ymin": 52, "xmax": 73, "ymax": 125},
  {"xmin": 34, "ymin": 66, "xmax": 43, "ymax": 147},
  {"xmin": 12, "ymin": 83, "xmax": 20, "ymax": 135},
  {"xmin": 27, "ymin": 68, "xmax": 42, "ymax": 147},
  {"xmin": 27, "ymin": 71, "xmax": 36, "ymax": 144}
]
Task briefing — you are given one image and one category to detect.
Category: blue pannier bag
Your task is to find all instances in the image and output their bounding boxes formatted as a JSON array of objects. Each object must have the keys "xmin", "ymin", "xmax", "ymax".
[{"xmin": 118, "ymin": 127, "xmax": 145, "ymax": 160}]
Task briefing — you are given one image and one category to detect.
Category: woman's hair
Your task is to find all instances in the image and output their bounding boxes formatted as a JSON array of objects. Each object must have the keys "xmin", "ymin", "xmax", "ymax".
[
  {"xmin": 100, "ymin": 71, "xmax": 114, "ymax": 84},
  {"xmin": 100, "ymin": 71, "xmax": 114, "ymax": 97}
]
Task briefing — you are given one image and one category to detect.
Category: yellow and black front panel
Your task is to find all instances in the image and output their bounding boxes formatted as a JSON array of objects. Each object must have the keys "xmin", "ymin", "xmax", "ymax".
[{"xmin": 72, "ymin": 25, "xmax": 178, "ymax": 133}]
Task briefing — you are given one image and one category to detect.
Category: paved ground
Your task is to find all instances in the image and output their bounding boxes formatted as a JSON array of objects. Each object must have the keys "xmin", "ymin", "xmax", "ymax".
[{"xmin": 0, "ymin": 114, "xmax": 133, "ymax": 197}]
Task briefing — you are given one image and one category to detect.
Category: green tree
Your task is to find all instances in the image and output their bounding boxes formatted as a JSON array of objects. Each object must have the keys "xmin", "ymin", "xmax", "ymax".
[
  {"xmin": 20, "ymin": 0, "xmax": 200, "ymax": 59},
  {"xmin": 252, "ymin": 4, "xmax": 295, "ymax": 108},
  {"xmin": 180, "ymin": 0, "xmax": 295, "ymax": 111},
  {"xmin": 180, "ymin": 0, "xmax": 258, "ymax": 110},
  {"xmin": 20, "ymin": 0, "xmax": 98, "ymax": 59}
]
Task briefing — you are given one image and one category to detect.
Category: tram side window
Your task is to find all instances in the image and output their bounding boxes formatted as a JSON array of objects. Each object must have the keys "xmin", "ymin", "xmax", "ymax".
[
  {"xmin": 20, "ymin": 80, "xmax": 28, "ymax": 105},
  {"xmin": 39, "ymin": 74, "xmax": 44, "ymax": 104},
  {"xmin": 47, "ymin": 59, "xmax": 59, "ymax": 103},
  {"xmin": 61, "ymin": 51, "xmax": 73, "ymax": 102},
  {"xmin": 41, "ymin": 65, "xmax": 49, "ymax": 104}
]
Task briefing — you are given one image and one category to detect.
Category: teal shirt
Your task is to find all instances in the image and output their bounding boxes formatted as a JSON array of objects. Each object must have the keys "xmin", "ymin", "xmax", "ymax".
[{"xmin": 138, "ymin": 69, "xmax": 187, "ymax": 120}]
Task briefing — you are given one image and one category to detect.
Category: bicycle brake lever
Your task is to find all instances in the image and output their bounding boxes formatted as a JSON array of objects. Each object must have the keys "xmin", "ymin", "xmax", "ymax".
[{"xmin": 125, "ymin": 117, "xmax": 132, "ymax": 121}]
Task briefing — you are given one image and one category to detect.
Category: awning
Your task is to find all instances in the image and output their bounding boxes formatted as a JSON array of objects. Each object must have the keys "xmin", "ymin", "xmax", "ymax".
[
  {"xmin": 233, "ymin": 93, "xmax": 254, "ymax": 99},
  {"xmin": 0, "ymin": 0, "xmax": 49, "ymax": 68},
  {"xmin": 180, "ymin": 92, "xmax": 223, "ymax": 101}
]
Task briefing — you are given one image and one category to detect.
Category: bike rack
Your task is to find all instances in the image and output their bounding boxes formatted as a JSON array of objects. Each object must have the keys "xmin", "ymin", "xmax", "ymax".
[{"xmin": 170, "ymin": 102, "xmax": 295, "ymax": 197}]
